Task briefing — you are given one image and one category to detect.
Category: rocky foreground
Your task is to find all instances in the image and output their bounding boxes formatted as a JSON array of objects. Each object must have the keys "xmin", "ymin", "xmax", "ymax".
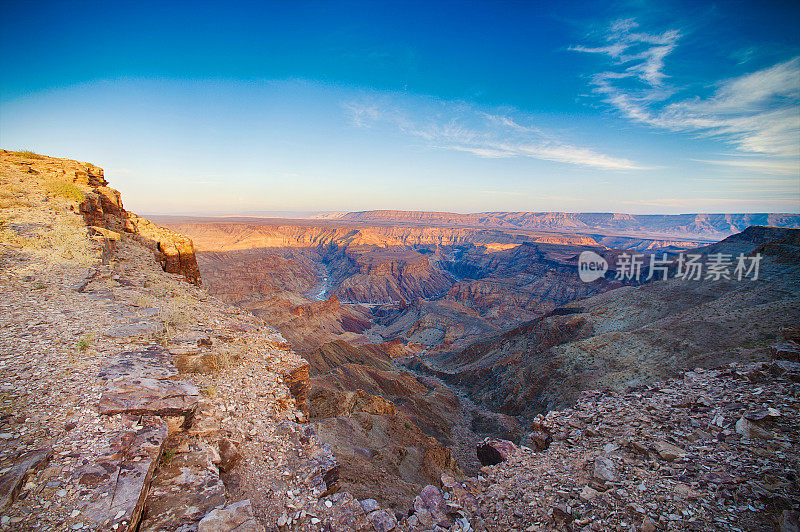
[{"xmin": 0, "ymin": 151, "xmax": 798, "ymax": 531}]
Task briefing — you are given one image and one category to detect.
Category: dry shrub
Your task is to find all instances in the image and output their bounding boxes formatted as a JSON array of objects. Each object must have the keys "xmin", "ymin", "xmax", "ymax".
[
  {"xmin": 43, "ymin": 178, "xmax": 85, "ymax": 203},
  {"xmin": 12, "ymin": 149, "xmax": 44, "ymax": 159},
  {"xmin": 163, "ymin": 303, "xmax": 190, "ymax": 331}
]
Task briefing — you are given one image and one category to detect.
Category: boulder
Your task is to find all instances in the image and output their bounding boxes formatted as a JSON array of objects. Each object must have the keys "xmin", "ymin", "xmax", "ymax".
[
  {"xmin": 413, "ymin": 485, "xmax": 450, "ymax": 528},
  {"xmin": 529, "ymin": 419, "xmax": 552, "ymax": 451},
  {"xmin": 771, "ymin": 342, "xmax": 800, "ymax": 362},
  {"xmin": 476, "ymin": 438, "xmax": 517, "ymax": 466},
  {"xmin": 651, "ymin": 441, "xmax": 686, "ymax": 462},
  {"xmin": 593, "ymin": 456, "xmax": 618, "ymax": 482},
  {"xmin": 368, "ymin": 509, "xmax": 397, "ymax": 532},
  {"xmin": 219, "ymin": 438, "xmax": 243, "ymax": 473},
  {"xmin": 735, "ymin": 416, "xmax": 774, "ymax": 439}
]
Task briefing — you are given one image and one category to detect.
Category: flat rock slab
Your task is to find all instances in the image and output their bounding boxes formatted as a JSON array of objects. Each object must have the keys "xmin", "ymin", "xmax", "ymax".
[
  {"xmin": 139, "ymin": 445, "xmax": 226, "ymax": 531},
  {"xmin": 104, "ymin": 321, "xmax": 164, "ymax": 339},
  {"xmin": 0, "ymin": 448, "xmax": 51, "ymax": 511},
  {"xmin": 99, "ymin": 377, "xmax": 199, "ymax": 417},
  {"xmin": 78, "ymin": 416, "xmax": 167, "ymax": 531},
  {"xmin": 99, "ymin": 346, "xmax": 199, "ymax": 417},
  {"xmin": 99, "ymin": 346, "xmax": 178, "ymax": 381}
]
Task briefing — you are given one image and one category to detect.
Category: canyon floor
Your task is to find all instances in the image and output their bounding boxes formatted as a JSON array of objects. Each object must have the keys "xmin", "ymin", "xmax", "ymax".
[{"xmin": 0, "ymin": 150, "xmax": 798, "ymax": 531}]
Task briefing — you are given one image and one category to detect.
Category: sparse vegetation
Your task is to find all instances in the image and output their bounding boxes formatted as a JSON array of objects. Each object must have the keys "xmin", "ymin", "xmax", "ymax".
[
  {"xmin": 11, "ymin": 149, "xmax": 44, "ymax": 159},
  {"xmin": 160, "ymin": 447, "xmax": 177, "ymax": 465},
  {"xmin": 43, "ymin": 177, "xmax": 85, "ymax": 203},
  {"xmin": 134, "ymin": 294, "xmax": 157, "ymax": 308},
  {"xmin": 77, "ymin": 333, "xmax": 95, "ymax": 351},
  {"xmin": 203, "ymin": 385, "xmax": 218, "ymax": 397},
  {"xmin": 164, "ymin": 303, "xmax": 190, "ymax": 331},
  {"xmin": 205, "ymin": 349, "xmax": 236, "ymax": 372}
]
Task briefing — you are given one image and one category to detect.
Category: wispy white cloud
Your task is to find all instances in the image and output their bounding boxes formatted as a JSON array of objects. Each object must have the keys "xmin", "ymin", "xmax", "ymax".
[
  {"xmin": 344, "ymin": 97, "xmax": 646, "ymax": 171},
  {"xmin": 573, "ymin": 20, "xmax": 800, "ymax": 166},
  {"xmin": 571, "ymin": 18, "xmax": 680, "ymax": 87},
  {"xmin": 694, "ymin": 157, "xmax": 800, "ymax": 175}
]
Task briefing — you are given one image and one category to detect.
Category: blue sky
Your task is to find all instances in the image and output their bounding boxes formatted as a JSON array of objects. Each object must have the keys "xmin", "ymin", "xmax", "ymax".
[{"xmin": 1, "ymin": 0, "xmax": 798, "ymax": 214}]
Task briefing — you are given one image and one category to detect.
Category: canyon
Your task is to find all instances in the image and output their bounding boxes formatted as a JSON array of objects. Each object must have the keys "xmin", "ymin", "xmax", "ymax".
[
  {"xmin": 1, "ymin": 150, "xmax": 798, "ymax": 530},
  {"xmin": 158, "ymin": 211, "xmax": 800, "ymax": 510}
]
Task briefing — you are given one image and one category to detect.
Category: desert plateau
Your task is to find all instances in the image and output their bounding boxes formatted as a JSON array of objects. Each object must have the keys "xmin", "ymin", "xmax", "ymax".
[{"xmin": 1, "ymin": 1, "xmax": 799, "ymax": 531}]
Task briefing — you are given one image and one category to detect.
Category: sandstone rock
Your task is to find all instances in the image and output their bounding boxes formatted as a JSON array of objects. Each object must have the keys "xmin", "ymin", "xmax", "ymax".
[
  {"xmin": 476, "ymin": 439, "xmax": 517, "ymax": 466},
  {"xmin": 219, "ymin": 438, "xmax": 243, "ymax": 473},
  {"xmin": 579, "ymin": 485, "xmax": 599, "ymax": 502},
  {"xmin": 769, "ymin": 360, "xmax": 800, "ymax": 381},
  {"xmin": 529, "ymin": 420, "xmax": 552, "ymax": 451},
  {"xmin": 0, "ymin": 448, "xmax": 51, "ymax": 511},
  {"xmin": 745, "ymin": 408, "xmax": 781, "ymax": 421},
  {"xmin": 99, "ymin": 347, "xmax": 179, "ymax": 381},
  {"xmin": 550, "ymin": 503, "xmax": 573, "ymax": 523},
  {"xmin": 368, "ymin": 509, "xmax": 397, "ymax": 532},
  {"xmin": 81, "ymin": 416, "xmax": 167, "ymax": 531},
  {"xmin": 414, "ymin": 485, "xmax": 450, "ymax": 527},
  {"xmin": 735, "ymin": 416, "xmax": 773, "ymax": 439},
  {"xmin": 129, "ymin": 213, "xmax": 202, "ymax": 285},
  {"xmin": 651, "ymin": 441, "xmax": 686, "ymax": 461},
  {"xmin": 771, "ymin": 342, "xmax": 800, "ymax": 362},
  {"xmin": 197, "ymin": 500, "xmax": 264, "ymax": 532},
  {"xmin": 593, "ymin": 456, "xmax": 618, "ymax": 482},
  {"xmin": 641, "ymin": 516, "xmax": 657, "ymax": 532},
  {"xmin": 99, "ymin": 377, "xmax": 199, "ymax": 418},
  {"xmin": 139, "ymin": 447, "xmax": 226, "ymax": 531}
]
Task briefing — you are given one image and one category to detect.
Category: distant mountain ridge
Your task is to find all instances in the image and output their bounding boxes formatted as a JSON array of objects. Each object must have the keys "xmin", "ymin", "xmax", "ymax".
[{"xmin": 321, "ymin": 210, "xmax": 800, "ymax": 240}]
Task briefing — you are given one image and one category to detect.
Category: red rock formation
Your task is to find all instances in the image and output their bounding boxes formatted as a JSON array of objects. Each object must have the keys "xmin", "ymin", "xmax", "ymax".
[
  {"xmin": 0, "ymin": 151, "xmax": 202, "ymax": 285},
  {"xmin": 281, "ymin": 360, "xmax": 311, "ymax": 417},
  {"xmin": 128, "ymin": 214, "xmax": 202, "ymax": 285}
]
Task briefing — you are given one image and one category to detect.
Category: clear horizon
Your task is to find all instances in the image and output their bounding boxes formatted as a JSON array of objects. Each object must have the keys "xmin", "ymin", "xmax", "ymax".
[{"xmin": 1, "ymin": 1, "xmax": 798, "ymax": 215}]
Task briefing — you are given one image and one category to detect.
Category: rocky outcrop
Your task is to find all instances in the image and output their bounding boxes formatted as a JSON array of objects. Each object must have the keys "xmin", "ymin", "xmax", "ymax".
[
  {"xmin": 197, "ymin": 499, "xmax": 264, "ymax": 532},
  {"xmin": 0, "ymin": 150, "xmax": 202, "ymax": 285},
  {"xmin": 455, "ymin": 360, "xmax": 800, "ymax": 531},
  {"xmin": 128, "ymin": 213, "xmax": 202, "ymax": 285},
  {"xmin": 79, "ymin": 415, "xmax": 167, "ymax": 531},
  {"xmin": 281, "ymin": 359, "xmax": 311, "ymax": 417},
  {"xmin": 0, "ymin": 449, "xmax": 51, "ymax": 512},
  {"xmin": 139, "ymin": 444, "xmax": 227, "ymax": 531},
  {"xmin": 97, "ymin": 347, "xmax": 199, "ymax": 418}
]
